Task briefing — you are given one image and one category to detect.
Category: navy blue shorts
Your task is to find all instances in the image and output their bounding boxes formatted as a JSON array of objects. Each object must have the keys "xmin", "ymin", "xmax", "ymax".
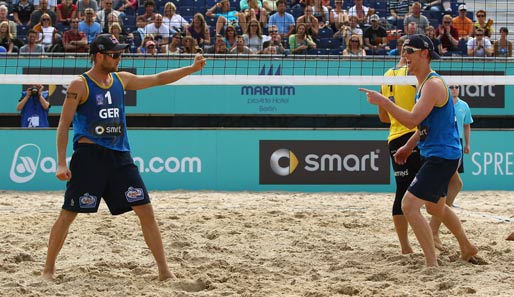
[
  {"xmin": 408, "ymin": 156, "xmax": 460, "ymax": 203},
  {"xmin": 457, "ymin": 138, "xmax": 464, "ymax": 173},
  {"xmin": 63, "ymin": 143, "xmax": 150, "ymax": 215}
]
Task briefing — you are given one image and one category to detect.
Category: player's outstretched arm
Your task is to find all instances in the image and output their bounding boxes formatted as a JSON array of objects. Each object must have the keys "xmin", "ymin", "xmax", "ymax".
[{"xmin": 120, "ymin": 54, "xmax": 207, "ymax": 91}]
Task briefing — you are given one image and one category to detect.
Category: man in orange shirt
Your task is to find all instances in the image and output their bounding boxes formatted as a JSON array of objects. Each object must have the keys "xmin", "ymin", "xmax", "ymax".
[{"xmin": 452, "ymin": 4, "xmax": 473, "ymax": 40}]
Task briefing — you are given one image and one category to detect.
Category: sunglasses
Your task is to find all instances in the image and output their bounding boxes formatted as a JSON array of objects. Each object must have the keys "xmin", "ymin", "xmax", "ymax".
[
  {"xmin": 477, "ymin": 14, "xmax": 485, "ymax": 17},
  {"xmin": 270, "ymin": 30, "xmax": 278, "ymax": 33},
  {"xmin": 403, "ymin": 47, "xmax": 422, "ymax": 54},
  {"xmin": 449, "ymin": 86, "xmax": 460, "ymax": 89},
  {"xmin": 443, "ymin": 21, "xmax": 451, "ymax": 24},
  {"xmin": 103, "ymin": 52, "xmax": 122, "ymax": 59},
  {"xmin": 350, "ymin": 39, "xmax": 359, "ymax": 43},
  {"xmin": 476, "ymin": 34, "xmax": 484, "ymax": 36},
  {"xmin": 42, "ymin": 19, "xmax": 50, "ymax": 21}
]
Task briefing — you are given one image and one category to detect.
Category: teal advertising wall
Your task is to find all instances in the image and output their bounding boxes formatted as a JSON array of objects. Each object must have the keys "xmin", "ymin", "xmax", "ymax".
[
  {"xmin": 1, "ymin": 57, "xmax": 512, "ymax": 115},
  {"xmin": 2, "ymin": 129, "xmax": 513, "ymax": 192}
]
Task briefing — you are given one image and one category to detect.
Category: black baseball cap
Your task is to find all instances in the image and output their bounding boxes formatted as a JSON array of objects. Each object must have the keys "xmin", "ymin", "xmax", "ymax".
[
  {"xmin": 89, "ymin": 34, "xmax": 129, "ymax": 55},
  {"xmin": 404, "ymin": 34, "xmax": 440, "ymax": 59}
]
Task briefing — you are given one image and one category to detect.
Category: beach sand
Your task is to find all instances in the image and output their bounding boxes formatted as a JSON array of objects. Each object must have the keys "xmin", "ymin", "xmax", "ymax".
[{"xmin": 0, "ymin": 190, "xmax": 513, "ymax": 297}]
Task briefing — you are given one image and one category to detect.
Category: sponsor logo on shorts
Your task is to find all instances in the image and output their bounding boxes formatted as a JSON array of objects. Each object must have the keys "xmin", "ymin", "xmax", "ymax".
[
  {"xmin": 125, "ymin": 187, "xmax": 145, "ymax": 202},
  {"xmin": 79, "ymin": 193, "xmax": 97, "ymax": 208},
  {"xmin": 260, "ymin": 140, "xmax": 390, "ymax": 184}
]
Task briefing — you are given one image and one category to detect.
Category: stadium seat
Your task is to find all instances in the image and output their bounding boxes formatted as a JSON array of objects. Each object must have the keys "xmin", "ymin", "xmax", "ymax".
[
  {"xmin": 458, "ymin": 38, "xmax": 468, "ymax": 56},
  {"xmin": 179, "ymin": 6, "xmax": 194, "ymax": 18},
  {"xmin": 317, "ymin": 27, "xmax": 333, "ymax": 39}
]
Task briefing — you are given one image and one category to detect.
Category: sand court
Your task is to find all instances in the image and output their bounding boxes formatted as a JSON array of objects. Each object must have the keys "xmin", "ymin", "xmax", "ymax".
[{"xmin": 0, "ymin": 190, "xmax": 513, "ymax": 296}]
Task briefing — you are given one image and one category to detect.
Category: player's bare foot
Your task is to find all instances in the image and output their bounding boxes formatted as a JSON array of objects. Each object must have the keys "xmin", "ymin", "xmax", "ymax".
[
  {"xmin": 401, "ymin": 246, "xmax": 413, "ymax": 254},
  {"xmin": 433, "ymin": 235, "xmax": 444, "ymax": 251},
  {"xmin": 41, "ymin": 271, "xmax": 55, "ymax": 281},
  {"xmin": 506, "ymin": 232, "xmax": 514, "ymax": 241},
  {"xmin": 158, "ymin": 270, "xmax": 175, "ymax": 281},
  {"xmin": 461, "ymin": 244, "xmax": 478, "ymax": 262}
]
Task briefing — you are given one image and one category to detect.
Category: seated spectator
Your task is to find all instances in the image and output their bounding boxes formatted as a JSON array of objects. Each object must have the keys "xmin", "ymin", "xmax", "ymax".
[
  {"xmin": 56, "ymin": 0, "xmax": 77, "ymax": 26},
  {"xmin": 138, "ymin": 0, "xmax": 156, "ymax": 23},
  {"xmin": 13, "ymin": 0, "xmax": 35, "ymax": 27},
  {"xmin": 243, "ymin": 20, "xmax": 265, "ymax": 53},
  {"xmin": 403, "ymin": 2, "xmax": 429, "ymax": 35},
  {"xmin": 79, "ymin": 7, "xmax": 102, "ymax": 44},
  {"xmin": 144, "ymin": 13, "xmax": 171, "ymax": 45},
  {"xmin": 143, "ymin": 40, "xmax": 158, "ymax": 55},
  {"xmin": 162, "ymin": 2, "xmax": 189, "ymax": 32},
  {"xmin": 348, "ymin": 0, "xmax": 371, "ymax": 29},
  {"xmin": 261, "ymin": 44, "xmax": 278, "ymax": 55},
  {"xmin": 493, "ymin": 27, "xmax": 512, "ymax": 57},
  {"xmin": 96, "ymin": 0, "xmax": 123, "ymax": 33},
  {"xmin": 435, "ymin": 14, "xmax": 459, "ymax": 56},
  {"xmin": 113, "ymin": 0, "xmax": 137, "ymax": 15},
  {"xmin": 131, "ymin": 16, "xmax": 147, "ymax": 47},
  {"xmin": 224, "ymin": 24, "xmax": 237, "ymax": 50},
  {"xmin": 329, "ymin": 0, "xmax": 348, "ymax": 32},
  {"xmin": 363, "ymin": 14, "xmax": 389, "ymax": 55},
  {"xmin": 30, "ymin": 0, "xmax": 57, "ymax": 28},
  {"xmin": 110, "ymin": 22, "xmax": 129, "ymax": 50},
  {"xmin": 312, "ymin": 0, "xmax": 329, "ymax": 28},
  {"xmin": 182, "ymin": 35, "xmax": 201, "ymax": 54},
  {"xmin": 296, "ymin": 5, "xmax": 319, "ymax": 38},
  {"xmin": 20, "ymin": 29, "xmax": 45, "ymax": 55},
  {"xmin": 399, "ymin": 21, "xmax": 417, "ymax": 42},
  {"xmin": 33, "ymin": 0, "xmax": 57, "ymax": 11},
  {"xmin": 422, "ymin": 0, "xmax": 451, "ymax": 20},
  {"xmin": 388, "ymin": 37, "xmax": 404, "ymax": 56},
  {"xmin": 334, "ymin": 14, "xmax": 362, "ymax": 46},
  {"xmin": 0, "ymin": 5, "xmax": 17, "ymax": 38},
  {"xmin": 62, "ymin": 17, "xmax": 88, "ymax": 53},
  {"xmin": 467, "ymin": 28, "xmax": 493, "ymax": 57},
  {"xmin": 0, "ymin": 20, "xmax": 15, "ymax": 53},
  {"xmin": 137, "ymin": 34, "xmax": 155, "ymax": 54},
  {"xmin": 206, "ymin": 33, "xmax": 229, "ymax": 54},
  {"xmin": 166, "ymin": 32, "xmax": 183, "ymax": 54},
  {"xmin": 266, "ymin": 25, "xmax": 285, "ymax": 54},
  {"xmin": 267, "ymin": 0, "xmax": 295, "ymax": 38},
  {"xmin": 425, "ymin": 25, "xmax": 442, "ymax": 55},
  {"xmin": 230, "ymin": 35, "xmax": 253, "ymax": 54},
  {"xmin": 186, "ymin": 13, "xmax": 210, "ymax": 49},
  {"xmin": 452, "ymin": 4, "xmax": 473, "ymax": 40},
  {"xmin": 243, "ymin": 0, "xmax": 268, "ymax": 28},
  {"xmin": 473, "ymin": 10, "xmax": 493, "ymax": 39},
  {"xmin": 342, "ymin": 34, "xmax": 366, "ymax": 56},
  {"xmin": 104, "ymin": 13, "xmax": 126, "ymax": 34},
  {"xmin": 206, "ymin": 0, "xmax": 246, "ymax": 35},
  {"xmin": 387, "ymin": 0, "xmax": 409, "ymax": 29},
  {"xmin": 289, "ymin": 23, "xmax": 316, "ymax": 54},
  {"xmin": 76, "ymin": 0, "xmax": 99, "ymax": 20},
  {"xmin": 36, "ymin": 13, "xmax": 58, "ymax": 51}
]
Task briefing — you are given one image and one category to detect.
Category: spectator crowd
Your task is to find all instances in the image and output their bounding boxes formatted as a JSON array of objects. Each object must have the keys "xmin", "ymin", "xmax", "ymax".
[{"xmin": 0, "ymin": 0, "xmax": 511, "ymax": 57}]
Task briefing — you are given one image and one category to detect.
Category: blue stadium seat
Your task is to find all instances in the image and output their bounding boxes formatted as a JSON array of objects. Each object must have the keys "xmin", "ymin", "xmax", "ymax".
[
  {"xmin": 458, "ymin": 38, "xmax": 468, "ymax": 56},
  {"xmin": 307, "ymin": 48, "xmax": 330, "ymax": 55},
  {"xmin": 330, "ymin": 49, "xmax": 342, "ymax": 55},
  {"xmin": 179, "ymin": 6, "xmax": 194, "ymax": 18},
  {"xmin": 318, "ymin": 27, "xmax": 333, "ymax": 39}
]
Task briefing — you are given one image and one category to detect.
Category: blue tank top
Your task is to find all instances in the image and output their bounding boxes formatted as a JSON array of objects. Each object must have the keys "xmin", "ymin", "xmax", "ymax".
[
  {"xmin": 72, "ymin": 72, "xmax": 130, "ymax": 151},
  {"xmin": 415, "ymin": 71, "xmax": 461, "ymax": 159}
]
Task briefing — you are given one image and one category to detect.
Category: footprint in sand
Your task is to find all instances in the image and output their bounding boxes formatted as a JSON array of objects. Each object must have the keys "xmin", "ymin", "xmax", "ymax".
[{"xmin": 174, "ymin": 278, "xmax": 210, "ymax": 292}]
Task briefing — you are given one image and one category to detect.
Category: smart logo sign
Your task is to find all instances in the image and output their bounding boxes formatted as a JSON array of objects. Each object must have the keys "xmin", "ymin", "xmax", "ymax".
[
  {"xmin": 259, "ymin": 140, "xmax": 390, "ymax": 184},
  {"xmin": 439, "ymin": 70, "xmax": 504, "ymax": 108}
]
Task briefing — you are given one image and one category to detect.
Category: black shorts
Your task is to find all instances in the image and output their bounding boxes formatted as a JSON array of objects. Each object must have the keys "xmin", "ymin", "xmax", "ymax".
[
  {"xmin": 389, "ymin": 132, "xmax": 422, "ymax": 184},
  {"xmin": 63, "ymin": 143, "xmax": 150, "ymax": 215},
  {"xmin": 408, "ymin": 156, "xmax": 460, "ymax": 203}
]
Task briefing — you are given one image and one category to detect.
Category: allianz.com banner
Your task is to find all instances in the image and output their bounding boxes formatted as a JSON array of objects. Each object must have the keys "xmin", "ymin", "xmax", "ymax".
[{"xmin": 1, "ymin": 129, "xmax": 514, "ymax": 191}]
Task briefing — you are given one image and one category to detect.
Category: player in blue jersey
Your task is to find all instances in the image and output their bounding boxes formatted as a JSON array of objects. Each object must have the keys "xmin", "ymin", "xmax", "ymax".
[
  {"xmin": 42, "ymin": 34, "xmax": 206, "ymax": 281},
  {"xmin": 360, "ymin": 34, "xmax": 477, "ymax": 267}
]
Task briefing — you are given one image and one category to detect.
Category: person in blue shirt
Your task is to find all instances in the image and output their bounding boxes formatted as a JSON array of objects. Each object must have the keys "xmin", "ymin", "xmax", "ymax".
[
  {"xmin": 268, "ymin": 0, "xmax": 295, "ymax": 38},
  {"xmin": 42, "ymin": 34, "xmax": 206, "ymax": 282},
  {"xmin": 206, "ymin": 0, "xmax": 246, "ymax": 35},
  {"xmin": 430, "ymin": 84, "xmax": 473, "ymax": 250},
  {"xmin": 16, "ymin": 84, "xmax": 50, "ymax": 128},
  {"xmin": 78, "ymin": 8, "xmax": 102, "ymax": 44},
  {"xmin": 360, "ymin": 34, "xmax": 477, "ymax": 267}
]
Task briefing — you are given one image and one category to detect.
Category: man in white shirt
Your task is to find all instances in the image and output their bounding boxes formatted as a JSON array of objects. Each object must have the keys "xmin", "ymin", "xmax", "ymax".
[{"xmin": 144, "ymin": 13, "xmax": 172, "ymax": 46}]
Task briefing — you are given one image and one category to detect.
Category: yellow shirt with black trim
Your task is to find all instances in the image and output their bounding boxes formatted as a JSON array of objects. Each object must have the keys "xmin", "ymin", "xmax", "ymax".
[{"xmin": 380, "ymin": 66, "xmax": 417, "ymax": 143}]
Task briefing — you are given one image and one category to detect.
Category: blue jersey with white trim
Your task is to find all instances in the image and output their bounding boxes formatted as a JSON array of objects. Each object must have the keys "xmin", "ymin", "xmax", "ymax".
[
  {"xmin": 72, "ymin": 72, "xmax": 130, "ymax": 151},
  {"xmin": 416, "ymin": 71, "xmax": 461, "ymax": 159}
]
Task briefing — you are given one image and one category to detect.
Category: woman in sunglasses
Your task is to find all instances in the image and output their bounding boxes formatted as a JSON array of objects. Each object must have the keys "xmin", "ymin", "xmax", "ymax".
[{"xmin": 342, "ymin": 34, "xmax": 365, "ymax": 56}]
